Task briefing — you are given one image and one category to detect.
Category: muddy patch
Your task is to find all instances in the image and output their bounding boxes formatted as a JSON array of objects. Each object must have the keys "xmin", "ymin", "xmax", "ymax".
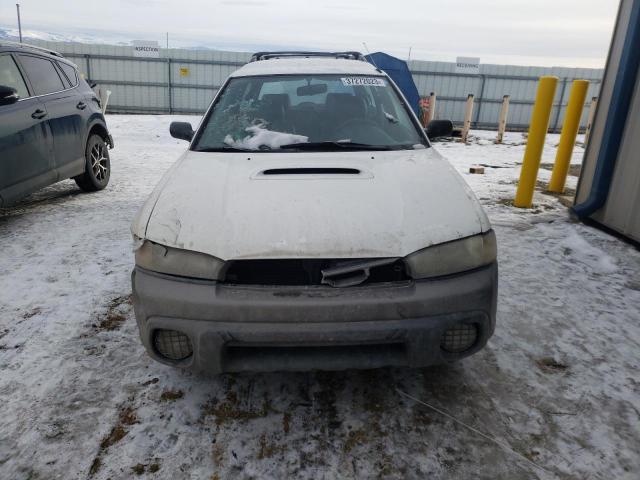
[
  {"xmin": 131, "ymin": 462, "xmax": 160, "ymax": 475},
  {"xmin": 202, "ymin": 390, "xmax": 270, "ymax": 426},
  {"xmin": 160, "ymin": 389, "xmax": 184, "ymax": 402},
  {"xmin": 540, "ymin": 162, "xmax": 582, "ymax": 177},
  {"xmin": 313, "ymin": 371, "xmax": 346, "ymax": 431},
  {"xmin": 282, "ymin": 411, "xmax": 291, "ymax": 435},
  {"xmin": 536, "ymin": 180, "xmax": 576, "ymax": 199},
  {"xmin": 22, "ymin": 307, "xmax": 42, "ymax": 320},
  {"xmin": 495, "ymin": 196, "xmax": 557, "ymax": 213},
  {"xmin": 536, "ymin": 357, "xmax": 569, "ymax": 374},
  {"xmin": 89, "ymin": 406, "xmax": 139, "ymax": 476},
  {"xmin": 96, "ymin": 295, "xmax": 132, "ymax": 331},
  {"xmin": 257, "ymin": 433, "xmax": 286, "ymax": 459},
  {"xmin": 142, "ymin": 377, "xmax": 159, "ymax": 386},
  {"xmin": 343, "ymin": 428, "xmax": 368, "ymax": 454}
]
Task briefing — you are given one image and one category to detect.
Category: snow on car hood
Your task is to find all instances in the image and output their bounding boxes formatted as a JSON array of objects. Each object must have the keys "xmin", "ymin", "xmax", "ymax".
[{"xmin": 134, "ymin": 148, "xmax": 491, "ymax": 260}]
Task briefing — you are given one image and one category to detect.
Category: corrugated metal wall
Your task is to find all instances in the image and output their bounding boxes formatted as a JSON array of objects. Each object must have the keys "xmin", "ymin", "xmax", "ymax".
[
  {"xmin": 409, "ymin": 60, "xmax": 602, "ymax": 130},
  {"xmin": 26, "ymin": 40, "xmax": 603, "ymax": 131}
]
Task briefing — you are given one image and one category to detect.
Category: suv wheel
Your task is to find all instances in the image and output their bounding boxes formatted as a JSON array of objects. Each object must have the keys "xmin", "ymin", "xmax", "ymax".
[{"xmin": 75, "ymin": 134, "xmax": 110, "ymax": 192}]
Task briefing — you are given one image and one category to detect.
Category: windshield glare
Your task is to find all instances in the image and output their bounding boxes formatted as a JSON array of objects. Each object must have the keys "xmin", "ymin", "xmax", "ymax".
[{"xmin": 193, "ymin": 74, "xmax": 426, "ymax": 151}]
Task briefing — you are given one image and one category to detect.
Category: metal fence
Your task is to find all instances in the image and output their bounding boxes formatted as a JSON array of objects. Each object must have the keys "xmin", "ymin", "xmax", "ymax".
[
  {"xmin": 27, "ymin": 40, "xmax": 604, "ymax": 131},
  {"xmin": 408, "ymin": 59, "xmax": 603, "ymax": 131}
]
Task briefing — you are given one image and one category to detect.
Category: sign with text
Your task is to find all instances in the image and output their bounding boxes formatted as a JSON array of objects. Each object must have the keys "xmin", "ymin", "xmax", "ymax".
[
  {"xmin": 455, "ymin": 56, "xmax": 480, "ymax": 75},
  {"xmin": 132, "ymin": 40, "xmax": 160, "ymax": 58}
]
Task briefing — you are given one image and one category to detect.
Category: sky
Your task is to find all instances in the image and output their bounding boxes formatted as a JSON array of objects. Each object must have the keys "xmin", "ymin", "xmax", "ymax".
[{"xmin": 0, "ymin": 0, "xmax": 620, "ymax": 68}]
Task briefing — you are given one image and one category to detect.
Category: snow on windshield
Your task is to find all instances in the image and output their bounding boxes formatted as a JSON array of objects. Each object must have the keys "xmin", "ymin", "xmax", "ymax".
[
  {"xmin": 383, "ymin": 109, "xmax": 398, "ymax": 123},
  {"xmin": 224, "ymin": 124, "xmax": 308, "ymax": 150}
]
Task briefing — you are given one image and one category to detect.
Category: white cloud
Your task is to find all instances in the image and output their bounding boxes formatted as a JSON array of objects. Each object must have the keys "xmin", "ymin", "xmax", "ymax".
[{"xmin": 0, "ymin": 0, "xmax": 618, "ymax": 67}]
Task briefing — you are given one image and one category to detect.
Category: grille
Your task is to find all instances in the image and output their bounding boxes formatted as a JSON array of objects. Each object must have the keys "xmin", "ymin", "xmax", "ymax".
[
  {"xmin": 440, "ymin": 323, "xmax": 478, "ymax": 353},
  {"xmin": 154, "ymin": 329, "xmax": 193, "ymax": 361},
  {"xmin": 222, "ymin": 258, "xmax": 409, "ymax": 286}
]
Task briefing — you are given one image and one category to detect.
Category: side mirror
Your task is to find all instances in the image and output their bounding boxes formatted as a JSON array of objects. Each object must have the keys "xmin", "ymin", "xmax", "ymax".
[
  {"xmin": 0, "ymin": 86, "xmax": 19, "ymax": 106},
  {"xmin": 425, "ymin": 119, "xmax": 453, "ymax": 140},
  {"xmin": 170, "ymin": 121, "xmax": 194, "ymax": 142}
]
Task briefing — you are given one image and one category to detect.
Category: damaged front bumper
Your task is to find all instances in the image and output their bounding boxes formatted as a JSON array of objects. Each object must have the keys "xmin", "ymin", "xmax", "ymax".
[{"xmin": 131, "ymin": 262, "xmax": 498, "ymax": 373}]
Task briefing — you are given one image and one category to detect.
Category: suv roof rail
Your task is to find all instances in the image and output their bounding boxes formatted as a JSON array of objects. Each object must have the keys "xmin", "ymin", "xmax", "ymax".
[
  {"xmin": 0, "ymin": 40, "xmax": 65, "ymax": 58},
  {"xmin": 250, "ymin": 51, "xmax": 366, "ymax": 62}
]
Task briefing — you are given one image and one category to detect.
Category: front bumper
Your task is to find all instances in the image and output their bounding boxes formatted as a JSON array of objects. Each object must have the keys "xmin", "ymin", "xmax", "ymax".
[{"xmin": 131, "ymin": 262, "xmax": 498, "ymax": 373}]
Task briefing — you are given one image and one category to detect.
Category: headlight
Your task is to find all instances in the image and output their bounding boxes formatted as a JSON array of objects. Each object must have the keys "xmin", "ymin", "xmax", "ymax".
[
  {"xmin": 404, "ymin": 230, "xmax": 496, "ymax": 279},
  {"xmin": 135, "ymin": 240, "xmax": 224, "ymax": 280}
]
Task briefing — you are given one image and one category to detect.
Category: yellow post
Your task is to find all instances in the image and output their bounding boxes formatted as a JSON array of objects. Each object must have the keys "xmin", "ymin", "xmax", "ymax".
[
  {"xmin": 514, "ymin": 76, "xmax": 558, "ymax": 208},
  {"xmin": 548, "ymin": 80, "xmax": 589, "ymax": 193}
]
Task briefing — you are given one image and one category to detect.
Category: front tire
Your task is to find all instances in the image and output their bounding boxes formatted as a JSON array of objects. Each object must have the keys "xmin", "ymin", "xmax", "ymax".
[{"xmin": 75, "ymin": 134, "xmax": 110, "ymax": 192}]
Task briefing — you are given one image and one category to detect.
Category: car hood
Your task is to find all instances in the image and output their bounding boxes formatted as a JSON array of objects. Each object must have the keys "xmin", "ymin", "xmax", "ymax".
[{"xmin": 133, "ymin": 148, "xmax": 491, "ymax": 260}]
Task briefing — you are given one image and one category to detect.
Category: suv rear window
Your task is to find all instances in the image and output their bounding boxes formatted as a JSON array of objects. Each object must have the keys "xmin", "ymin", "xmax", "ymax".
[
  {"xmin": 0, "ymin": 55, "xmax": 29, "ymax": 99},
  {"xmin": 57, "ymin": 61, "xmax": 78, "ymax": 87},
  {"xmin": 18, "ymin": 55, "xmax": 65, "ymax": 95}
]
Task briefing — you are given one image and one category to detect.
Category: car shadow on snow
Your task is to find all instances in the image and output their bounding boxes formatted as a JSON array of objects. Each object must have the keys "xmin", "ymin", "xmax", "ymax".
[{"xmin": 0, "ymin": 180, "xmax": 84, "ymax": 219}]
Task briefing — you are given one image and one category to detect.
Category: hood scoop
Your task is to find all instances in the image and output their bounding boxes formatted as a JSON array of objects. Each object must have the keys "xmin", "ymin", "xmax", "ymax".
[{"xmin": 261, "ymin": 167, "xmax": 361, "ymax": 175}]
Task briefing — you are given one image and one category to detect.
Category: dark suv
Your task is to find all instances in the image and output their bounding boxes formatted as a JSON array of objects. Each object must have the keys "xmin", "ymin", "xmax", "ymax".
[{"xmin": 0, "ymin": 42, "xmax": 113, "ymax": 206}]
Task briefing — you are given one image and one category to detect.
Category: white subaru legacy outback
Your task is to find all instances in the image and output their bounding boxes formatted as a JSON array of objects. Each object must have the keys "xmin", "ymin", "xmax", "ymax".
[{"xmin": 131, "ymin": 51, "xmax": 497, "ymax": 373}]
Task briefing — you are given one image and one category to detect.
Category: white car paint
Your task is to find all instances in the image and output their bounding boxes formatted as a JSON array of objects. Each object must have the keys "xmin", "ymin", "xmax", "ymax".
[
  {"xmin": 132, "ymin": 147, "xmax": 491, "ymax": 260},
  {"xmin": 132, "ymin": 56, "xmax": 491, "ymax": 261}
]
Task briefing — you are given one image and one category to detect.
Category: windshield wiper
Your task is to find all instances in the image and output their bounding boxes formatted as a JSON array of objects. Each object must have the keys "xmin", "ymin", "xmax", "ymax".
[
  {"xmin": 195, "ymin": 146, "xmax": 254, "ymax": 152},
  {"xmin": 279, "ymin": 141, "xmax": 395, "ymax": 151}
]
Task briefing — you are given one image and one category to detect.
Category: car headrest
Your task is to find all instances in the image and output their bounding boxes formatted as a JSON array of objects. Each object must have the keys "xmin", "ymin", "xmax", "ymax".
[
  {"xmin": 255, "ymin": 94, "xmax": 291, "ymax": 130},
  {"xmin": 325, "ymin": 93, "xmax": 366, "ymax": 118},
  {"xmin": 260, "ymin": 94, "xmax": 291, "ymax": 111}
]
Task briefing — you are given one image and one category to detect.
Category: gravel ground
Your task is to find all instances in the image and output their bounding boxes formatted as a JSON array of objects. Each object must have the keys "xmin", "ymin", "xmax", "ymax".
[{"xmin": 1, "ymin": 115, "xmax": 638, "ymax": 480}]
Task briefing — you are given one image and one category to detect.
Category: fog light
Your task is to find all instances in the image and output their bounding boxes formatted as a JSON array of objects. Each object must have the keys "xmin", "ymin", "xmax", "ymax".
[
  {"xmin": 154, "ymin": 329, "xmax": 193, "ymax": 361},
  {"xmin": 441, "ymin": 323, "xmax": 478, "ymax": 353}
]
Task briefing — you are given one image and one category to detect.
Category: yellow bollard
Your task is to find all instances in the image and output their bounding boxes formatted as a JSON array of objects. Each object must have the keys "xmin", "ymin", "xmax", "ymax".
[
  {"xmin": 514, "ymin": 76, "xmax": 558, "ymax": 208},
  {"xmin": 548, "ymin": 80, "xmax": 589, "ymax": 193}
]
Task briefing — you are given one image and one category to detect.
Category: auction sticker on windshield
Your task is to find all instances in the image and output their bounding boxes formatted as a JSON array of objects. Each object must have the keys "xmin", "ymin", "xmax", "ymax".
[{"xmin": 341, "ymin": 77, "xmax": 386, "ymax": 87}]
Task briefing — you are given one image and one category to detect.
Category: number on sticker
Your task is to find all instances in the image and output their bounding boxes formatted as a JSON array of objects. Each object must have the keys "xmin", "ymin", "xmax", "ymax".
[{"xmin": 341, "ymin": 77, "xmax": 386, "ymax": 87}]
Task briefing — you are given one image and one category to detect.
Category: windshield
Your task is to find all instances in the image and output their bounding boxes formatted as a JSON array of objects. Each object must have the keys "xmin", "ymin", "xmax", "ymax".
[{"xmin": 192, "ymin": 74, "xmax": 426, "ymax": 151}]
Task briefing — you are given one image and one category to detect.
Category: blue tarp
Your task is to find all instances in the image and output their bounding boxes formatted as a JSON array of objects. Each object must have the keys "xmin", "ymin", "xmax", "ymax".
[{"xmin": 365, "ymin": 52, "xmax": 421, "ymax": 117}]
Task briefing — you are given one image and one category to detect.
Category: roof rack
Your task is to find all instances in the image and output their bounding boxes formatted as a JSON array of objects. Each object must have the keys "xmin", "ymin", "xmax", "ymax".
[
  {"xmin": 250, "ymin": 51, "xmax": 365, "ymax": 62},
  {"xmin": 0, "ymin": 41, "xmax": 64, "ymax": 58}
]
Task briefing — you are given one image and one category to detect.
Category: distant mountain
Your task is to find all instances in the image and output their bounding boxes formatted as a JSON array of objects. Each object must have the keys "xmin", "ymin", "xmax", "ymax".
[
  {"xmin": 2, "ymin": 26, "xmax": 99, "ymax": 43},
  {"xmin": 0, "ymin": 25, "xmax": 302, "ymax": 54},
  {"xmin": 0, "ymin": 25, "xmax": 224, "ymax": 50},
  {"xmin": 0, "ymin": 27, "xmax": 16, "ymax": 42}
]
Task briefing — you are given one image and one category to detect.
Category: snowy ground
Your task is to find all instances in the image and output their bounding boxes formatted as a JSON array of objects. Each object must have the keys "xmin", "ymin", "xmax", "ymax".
[{"xmin": 1, "ymin": 116, "xmax": 639, "ymax": 480}]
